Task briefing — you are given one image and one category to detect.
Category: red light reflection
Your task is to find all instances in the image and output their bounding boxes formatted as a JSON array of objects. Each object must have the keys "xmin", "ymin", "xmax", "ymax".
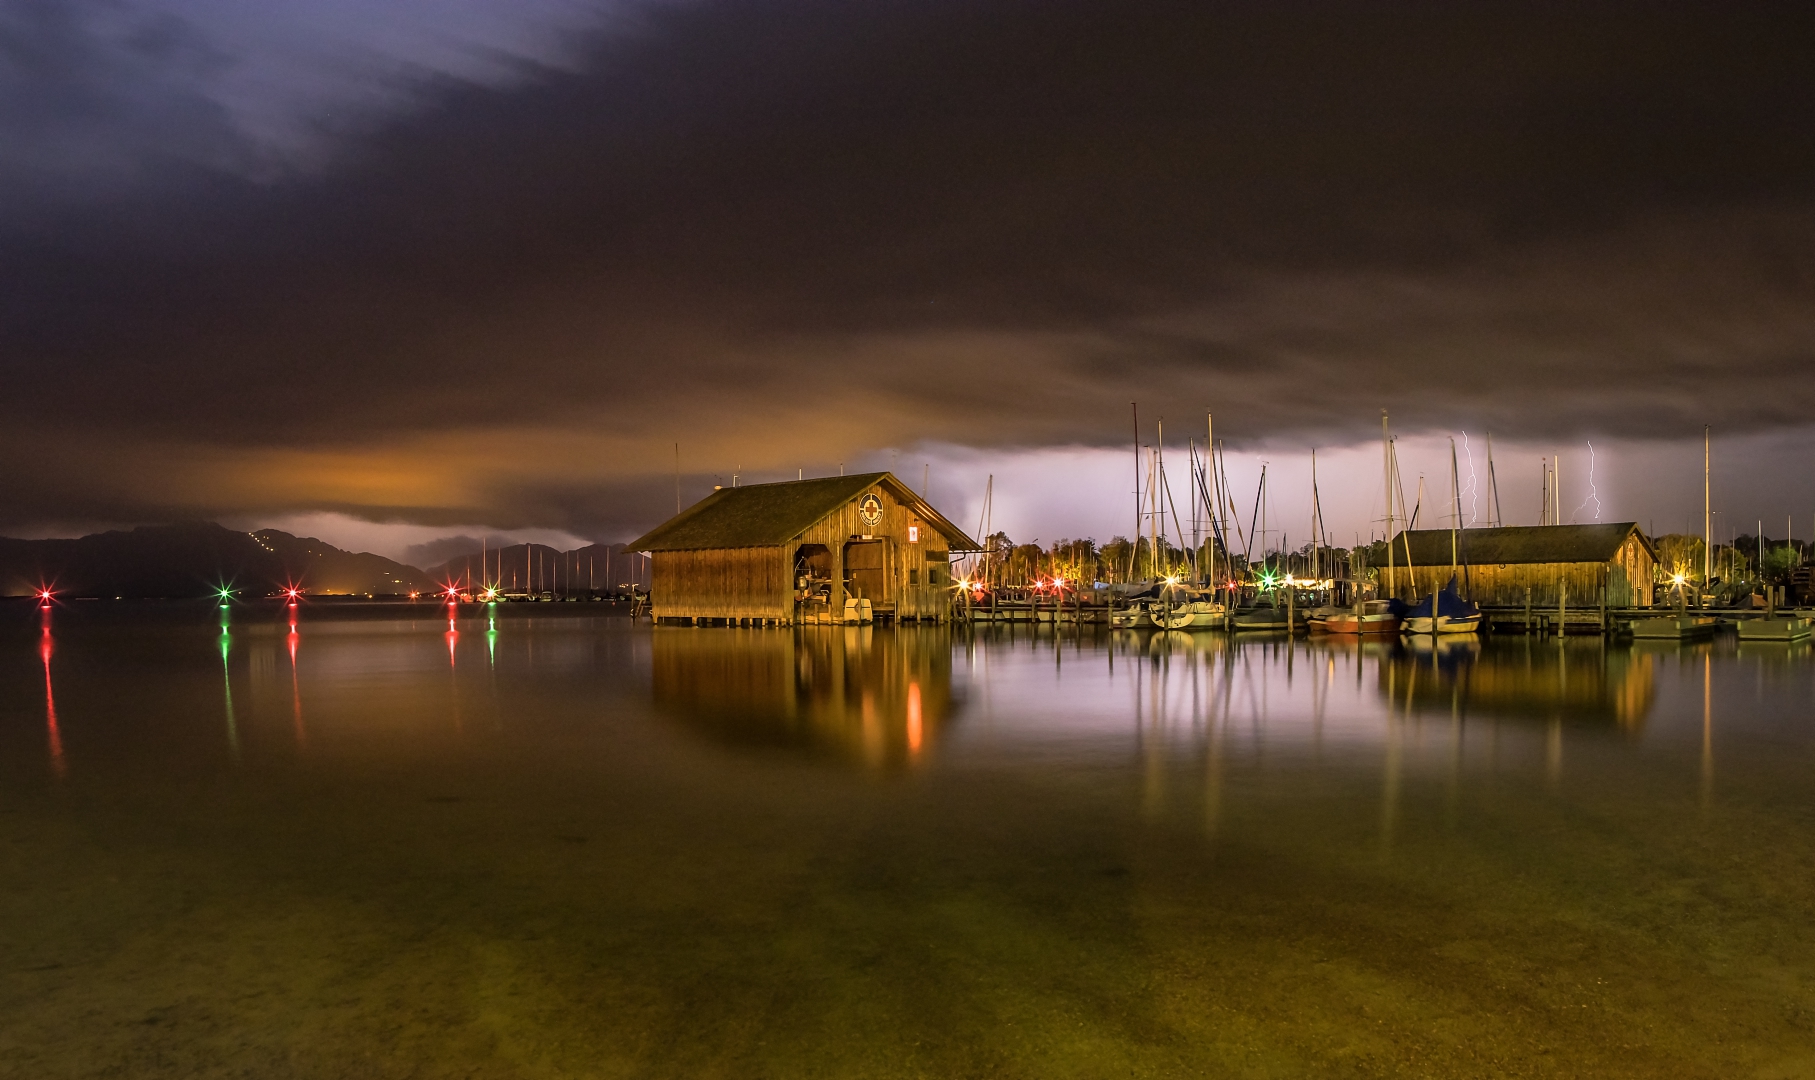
[{"xmin": 40, "ymin": 626, "xmax": 65, "ymax": 777}]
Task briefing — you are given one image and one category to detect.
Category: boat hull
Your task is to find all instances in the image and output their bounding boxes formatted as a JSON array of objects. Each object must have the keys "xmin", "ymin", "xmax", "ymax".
[
  {"xmin": 1109, "ymin": 607, "xmax": 1154, "ymax": 630},
  {"xmin": 1402, "ymin": 614, "xmax": 1483, "ymax": 636},
  {"xmin": 1156, "ymin": 602, "xmax": 1226, "ymax": 630},
  {"xmin": 1311, "ymin": 614, "xmax": 1401, "ymax": 635},
  {"xmin": 1232, "ymin": 612, "xmax": 1301, "ymax": 632}
]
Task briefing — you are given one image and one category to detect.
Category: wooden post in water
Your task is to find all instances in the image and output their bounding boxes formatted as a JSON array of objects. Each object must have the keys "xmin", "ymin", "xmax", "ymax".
[
  {"xmin": 1524, "ymin": 586, "xmax": 1533, "ymax": 634},
  {"xmin": 1558, "ymin": 580, "xmax": 1568, "ymax": 637}
]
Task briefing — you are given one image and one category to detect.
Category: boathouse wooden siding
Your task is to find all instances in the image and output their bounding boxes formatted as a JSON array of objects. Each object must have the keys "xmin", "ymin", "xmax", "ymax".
[
  {"xmin": 1381, "ymin": 523, "xmax": 1658, "ymax": 608},
  {"xmin": 629, "ymin": 472, "xmax": 980, "ymax": 625},
  {"xmin": 650, "ymin": 547, "xmax": 790, "ymax": 621}
]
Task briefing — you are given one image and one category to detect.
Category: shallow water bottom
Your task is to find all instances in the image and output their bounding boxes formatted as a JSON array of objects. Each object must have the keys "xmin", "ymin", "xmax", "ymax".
[{"xmin": 3, "ymin": 608, "xmax": 1815, "ymax": 1077}]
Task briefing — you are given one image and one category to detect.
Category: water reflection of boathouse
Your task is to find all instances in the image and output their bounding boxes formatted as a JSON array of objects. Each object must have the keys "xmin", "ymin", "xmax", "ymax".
[
  {"xmin": 1380, "ymin": 641, "xmax": 1657, "ymax": 732},
  {"xmin": 651, "ymin": 626, "xmax": 955, "ymax": 767}
]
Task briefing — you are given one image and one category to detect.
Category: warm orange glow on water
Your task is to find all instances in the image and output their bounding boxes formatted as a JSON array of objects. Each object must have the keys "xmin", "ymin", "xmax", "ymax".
[{"xmin": 907, "ymin": 682, "xmax": 923, "ymax": 754}]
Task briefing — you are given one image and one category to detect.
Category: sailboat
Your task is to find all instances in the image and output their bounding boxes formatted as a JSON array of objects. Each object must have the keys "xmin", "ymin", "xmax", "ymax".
[
  {"xmin": 1310, "ymin": 598, "xmax": 1404, "ymax": 635},
  {"xmin": 1401, "ymin": 575, "xmax": 1483, "ymax": 635}
]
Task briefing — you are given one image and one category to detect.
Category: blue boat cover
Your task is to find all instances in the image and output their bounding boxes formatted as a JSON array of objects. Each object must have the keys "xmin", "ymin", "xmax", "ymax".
[{"xmin": 1404, "ymin": 576, "xmax": 1480, "ymax": 620}]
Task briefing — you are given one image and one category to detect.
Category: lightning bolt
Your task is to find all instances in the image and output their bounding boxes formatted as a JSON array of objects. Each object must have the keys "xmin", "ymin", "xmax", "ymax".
[
  {"xmin": 1572, "ymin": 441, "xmax": 1602, "ymax": 522},
  {"xmin": 1460, "ymin": 431, "xmax": 1479, "ymax": 525}
]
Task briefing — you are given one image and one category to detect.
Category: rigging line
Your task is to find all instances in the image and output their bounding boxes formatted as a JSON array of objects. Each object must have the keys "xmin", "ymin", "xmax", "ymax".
[
  {"xmin": 1159, "ymin": 460, "xmax": 1192, "ymax": 572},
  {"xmin": 1217, "ymin": 442, "xmax": 1252, "ymax": 565},
  {"xmin": 1247, "ymin": 464, "xmax": 1265, "ymax": 568},
  {"xmin": 1196, "ymin": 459, "xmax": 1229, "ymax": 556}
]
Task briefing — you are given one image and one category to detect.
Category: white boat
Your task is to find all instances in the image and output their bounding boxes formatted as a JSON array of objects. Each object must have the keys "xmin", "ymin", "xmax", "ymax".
[
  {"xmin": 1110, "ymin": 604, "xmax": 1154, "ymax": 629},
  {"xmin": 1149, "ymin": 594, "xmax": 1225, "ymax": 630},
  {"xmin": 1181, "ymin": 600, "xmax": 1228, "ymax": 628}
]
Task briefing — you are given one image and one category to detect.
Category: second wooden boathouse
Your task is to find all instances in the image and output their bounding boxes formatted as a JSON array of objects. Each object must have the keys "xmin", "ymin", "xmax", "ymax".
[
  {"xmin": 1381, "ymin": 522, "xmax": 1659, "ymax": 608},
  {"xmin": 628, "ymin": 472, "xmax": 982, "ymax": 625}
]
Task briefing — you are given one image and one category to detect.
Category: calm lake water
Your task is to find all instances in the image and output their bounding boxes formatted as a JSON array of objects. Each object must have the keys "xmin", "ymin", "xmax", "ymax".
[{"xmin": 5, "ymin": 601, "xmax": 1815, "ymax": 1078}]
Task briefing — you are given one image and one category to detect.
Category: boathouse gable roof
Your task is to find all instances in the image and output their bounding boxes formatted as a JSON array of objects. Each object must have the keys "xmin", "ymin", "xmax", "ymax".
[
  {"xmin": 1388, "ymin": 522, "xmax": 1655, "ymax": 566},
  {"xmin": 630, "ymin": 472, "xmax": 982, "ymax": 553}
]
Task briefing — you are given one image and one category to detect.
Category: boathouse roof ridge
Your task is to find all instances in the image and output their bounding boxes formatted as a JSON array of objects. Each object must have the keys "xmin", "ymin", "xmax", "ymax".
[
  {"xmin": 1388, "ymin": 522, "xmax": 1655, "ymax": 565},
  {"xmin": 629, "ymin": 472, "xmax": 982, "ymax": 553}
]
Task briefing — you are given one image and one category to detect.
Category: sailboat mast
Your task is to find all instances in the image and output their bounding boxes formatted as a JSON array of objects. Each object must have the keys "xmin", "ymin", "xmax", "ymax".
[
  {"xmin": 1149, "ymin": 449, "xmax": 1159, "ymax": 580},
  {"xmin": 1260, "ymin": 466, "xmax": 1268, "ymax": 569},
  {"xmin": 1157, "ymin": 419, "xmax": 1166, "ymax": 575},
  {"xmin": 1207, "ymin": 413, "xmax": 1216, "ymax": 594},
  {"xmin": 1704, "ymin": 426, "xmax": 1711, "ymax": 584},
  {"xmin": 1383, "ymin": 411, "xmax": 1395, "ymax": 600},
  {"xmin": 1130, "ymin": 403, "xmax": 1141, "ymax": 583},
  {"xmin": 1486, "ymin": 432, "xmax": 1502, "ymax": 528},
  {"xmin": 1392, "ymin": 438, "xmax": 1416, "ymax": 590},
  {"xmin": 1314, "ymin": 448, "xmax": 1328, "ymax": 584},
  {"xmin": 1188, "ymin": 439, "xmax": 1198, "ymax": 582},
  {"xmin": 1449, "ymin": 437, "xmax": 1461, "ymax": 581}
]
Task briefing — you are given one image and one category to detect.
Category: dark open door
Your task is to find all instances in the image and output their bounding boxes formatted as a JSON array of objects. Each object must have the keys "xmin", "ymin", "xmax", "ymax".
[{"xmin": 843, "ymin": 540, "xmax": 890, "ymax": 604}]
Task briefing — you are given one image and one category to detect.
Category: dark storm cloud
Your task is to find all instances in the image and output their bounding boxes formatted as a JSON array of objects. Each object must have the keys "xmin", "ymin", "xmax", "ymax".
[
  {"xmin": 0, "ymin": 0, "xmax": 256, "ymax": 193},
  {"xmin": 3, "ymin": 0, "xmax": 1814, "ymax": 535}
]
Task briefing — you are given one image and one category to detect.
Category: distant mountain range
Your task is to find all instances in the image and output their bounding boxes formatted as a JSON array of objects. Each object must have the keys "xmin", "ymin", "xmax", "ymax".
[
  {"xmin": 0, "ymin": 523, "xmax": 434, "ymax": 598},
  {"xmin": 0, "ymin": 524, "xmax": 650, "ymax": 599}
]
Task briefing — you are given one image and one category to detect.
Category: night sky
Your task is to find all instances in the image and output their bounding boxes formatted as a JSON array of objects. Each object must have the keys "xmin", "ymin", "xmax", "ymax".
[{"xmin": 5, "ymin": 0, "xmax": 1814, "ymax": 556}]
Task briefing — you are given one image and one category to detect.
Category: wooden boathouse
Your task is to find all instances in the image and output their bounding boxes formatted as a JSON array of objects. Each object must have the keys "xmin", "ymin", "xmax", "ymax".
[
  {"xmin": 628, "ymin": 472, "xmax": 981, "ymax": 625},
  {"xmin": 1381, "ymin": 522, "xmax": 1658, "ymax": 608}
]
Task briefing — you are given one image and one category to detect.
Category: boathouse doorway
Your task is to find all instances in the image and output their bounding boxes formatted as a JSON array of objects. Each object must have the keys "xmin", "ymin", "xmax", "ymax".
[{"xmin": 843, "ymin": 539, "xmax": 890, "ymax": 605}]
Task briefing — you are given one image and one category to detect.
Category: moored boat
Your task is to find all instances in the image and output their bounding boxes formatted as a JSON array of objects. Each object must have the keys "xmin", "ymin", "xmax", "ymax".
[
  {"xmin": 1310, "ymin": 599, "xmax": 1403, "ymax": 635},
  {"xmin": 1400, "ymin": 578, "xmax": 1483, "ymax": 636},
  {"xmin": 1233, "ymin": 605, "xmax": 1302, "ymax": 631}
]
